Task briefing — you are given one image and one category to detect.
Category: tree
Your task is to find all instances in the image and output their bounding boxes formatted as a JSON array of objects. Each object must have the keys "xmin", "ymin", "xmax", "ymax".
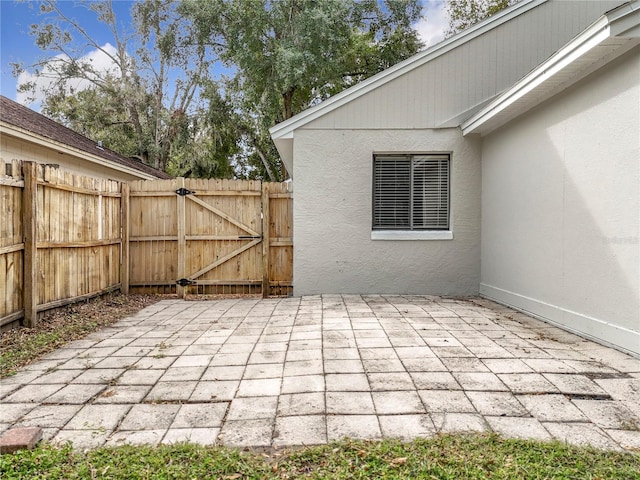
[
  {"xmin": 15, "ymin": 0, "xmax": 425, "ymax": 179},
  {"xmin": 181, "ymin": 0, "xmax": 424, "ymax": 180},
  {"xmin": 14, "ymin": 0, "xmax": 217, "ymax": 172},
  {"xmin": 445, "ymin": 0, "xmax": 513, "ymax": 37}
]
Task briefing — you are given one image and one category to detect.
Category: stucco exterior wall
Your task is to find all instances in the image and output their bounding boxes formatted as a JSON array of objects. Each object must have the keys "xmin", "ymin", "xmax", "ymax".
[
  {"xmin": 1, "ymin": 134, "xmax": 148, "ymax": 182},
  {"xmin": 293, "ymin": 128, "xmax": 481, "ymax": 295},
  {"xmin": 480, "ymin": 47, "xmax": 640, "ymax": 354}
]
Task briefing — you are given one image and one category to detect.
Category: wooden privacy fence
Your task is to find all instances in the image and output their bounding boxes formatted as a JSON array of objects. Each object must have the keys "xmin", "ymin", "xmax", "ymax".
[
  {"xmin": 1, "ymin": 160, "xmax": 122, "ymax": 328},
  {"xmin": 1, "ymin": 161, "xmax": 293, "ymax": 328},
  {"xmin": 126, "ymin": 178, "xmax": 293, "ymax": 297}
]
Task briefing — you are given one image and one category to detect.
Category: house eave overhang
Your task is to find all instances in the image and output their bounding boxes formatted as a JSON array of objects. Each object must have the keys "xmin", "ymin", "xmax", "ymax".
[
  {"xmin": 272, "ymin": 136, "xmax": 294, "ymax": 176},
  {"xmin": 0, "ymin": 122, "xmax": 161, "ymax": 180},
  {"xmin": 461, "ymin": 1, "xmax": 640, "ymax": 136},
  {"xmin": 269, "ymin": 0, "xmax": 547, "ymax": 143}
]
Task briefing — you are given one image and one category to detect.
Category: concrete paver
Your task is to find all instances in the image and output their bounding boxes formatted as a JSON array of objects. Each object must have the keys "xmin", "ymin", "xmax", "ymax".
[
  {"xmin": 16, "ymin": 405, "xmax": 82, "ymax": 428},
  {"xmin": 162, "ymin": 428, "xmax": 220, "ymax": 445},
  {"xmin": 145, "ymin": 381, "xmax": 197, "ymax": 401},
  {"xmin": 52, "ymin": 429, "xmax": 110, "ymax": 450},
  {"xmin": 516, "ymin": 394, "xmax": 588, "ymax": 422},
  {"xmin": 378, "ymin": 414, "xmax": 435, "ymax": 440},
  {"xmin": 410, "ymin": 372, "xmax": 461, "ymax": 390},
  {"xmin": 433, "ymin": 413, "xmax": 488, "ymax": 433},
  {"xmin": 94, "ymin": 385, "xmax": 151, "ymax": 404},
  {"xmin": 419, "ymin": 390, "xmax": 475, "ymax": 413},
  {"xmin": 2, "ymin": 295, "xmax": 639, "ymax": 451},
  {"xmin": 273, "ymin": 415, "xmax": 326, "ymax": 446},
  {"xmin": 327, "ymin": 415, "xmax": 381, "ymax": 441},
  {"xmin": 281, "ymin": 374, "xmax": 325, "ymax": 394},
  {"xmin": 485, "ymin": 416, "xmax": 551, "ymax": 441},
  {"xmin": 326, "ymin": 373, "xmax": 369, "ymax": 391},
  {"xmin": 466, "ymin": 391, "xmax": 528, "ymax": 417},
  {"xmin": 64, "ymin": 404, "xmax": 130, "ymax": 431},
  {"xmin": 227, "ymin": 396, "xmax": 278, "ymax": 421},
  {"xmin": 277, "ymin": 392, "xmax": 324, "ymax": 416}
]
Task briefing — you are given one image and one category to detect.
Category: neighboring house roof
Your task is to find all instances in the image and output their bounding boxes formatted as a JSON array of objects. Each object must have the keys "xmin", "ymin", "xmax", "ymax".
[
  {"xmin": 462, "ymin": 0, "xmax": 640, "ymax": 135},
  {"xmin": 0, "ymin": 95, "xmax": 170, "ymax": 180}
]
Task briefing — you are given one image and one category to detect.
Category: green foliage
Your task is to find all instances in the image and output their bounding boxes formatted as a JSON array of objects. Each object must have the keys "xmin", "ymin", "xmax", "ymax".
[
  {"xmin": 43, "ymin": 87, "xmax": 141, "ymax": 160},
  {"xmin": 1, "ymin": 436, "xmax": 639, "ymax": 479},
  {"xmin": 16, "ymin": 0, "xmax": 425, "ymax": 178},
  {"xmin": 15, "ymin": 0, "xmax": 214, "ymax": 172},
  {"xmin": 180, "ymin": 0, "xmax": 424, "ymax": 179},
  {"xmin": 165, "ymin": 84, "xmax": 237, "ymax": 179},
  {"xmin": 445, "ymin": 0, "xmax": 514, "ymax": 37}
]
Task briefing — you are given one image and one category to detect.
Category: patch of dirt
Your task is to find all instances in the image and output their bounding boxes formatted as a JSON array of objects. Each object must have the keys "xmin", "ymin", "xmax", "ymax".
[{"xmin": 0, "ymin": 293, "xmax": 165, "ymax": 376}]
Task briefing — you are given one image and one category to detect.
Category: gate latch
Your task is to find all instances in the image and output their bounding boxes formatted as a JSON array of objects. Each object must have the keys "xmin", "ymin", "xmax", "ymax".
[
  {"xmin": 175, "ymin": 187, "xmax": 195, "ymax": 196},
  {"xmin": 176, "ymin": 278, "xmax": 197, "ymax": 287}
]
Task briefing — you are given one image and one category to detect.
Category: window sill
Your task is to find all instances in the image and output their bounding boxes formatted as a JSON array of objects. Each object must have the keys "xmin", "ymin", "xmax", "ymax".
[{"xmin": 371, "ymin": 230, "xmax": 454, "ymax": 241}]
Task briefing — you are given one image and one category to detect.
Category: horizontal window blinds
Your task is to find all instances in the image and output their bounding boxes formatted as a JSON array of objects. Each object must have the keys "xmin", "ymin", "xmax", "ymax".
[{"xmin": 373, "ymin": 154, "xmax": 449, "ymax": 230}]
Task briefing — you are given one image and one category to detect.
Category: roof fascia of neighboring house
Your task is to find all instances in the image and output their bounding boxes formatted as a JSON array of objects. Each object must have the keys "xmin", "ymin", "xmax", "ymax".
[
  {"xmin": 269, "ymin": 0, "xmax": 547, "ymax": 142},
  {"xmin": 1, "ymin": 121, "xmax": 162, "ymax": 181},
  {"xmin": 461, "ymin": 0, "xmax": 640, "ymax": 136}
]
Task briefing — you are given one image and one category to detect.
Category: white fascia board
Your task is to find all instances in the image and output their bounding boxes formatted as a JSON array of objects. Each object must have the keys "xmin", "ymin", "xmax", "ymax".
[
  {"xmin": 460, "ymin": 4, "xmax": 639, "ymax": 136},
  {"xmin": 269, "ymin": 0, "xmax": 547, "ymax": 140},
  {"xmin": 0, "ymin": 123, "xmax": 159, "ymax": 180}
]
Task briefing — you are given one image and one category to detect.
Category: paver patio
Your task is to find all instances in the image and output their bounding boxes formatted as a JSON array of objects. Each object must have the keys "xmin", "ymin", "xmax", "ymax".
[{"xmin": 1, "ymin": 295, "xmax": 639, "ymax": 451}]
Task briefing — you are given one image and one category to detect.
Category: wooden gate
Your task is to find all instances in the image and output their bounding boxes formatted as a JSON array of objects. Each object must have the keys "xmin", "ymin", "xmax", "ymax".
[{"xmin": 126, "ymin": 178, "xmax": 292, "ymax": 297}]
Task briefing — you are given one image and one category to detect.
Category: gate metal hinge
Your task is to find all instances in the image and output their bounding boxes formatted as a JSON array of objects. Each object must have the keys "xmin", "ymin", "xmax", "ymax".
[
  {"xmin": 175, "ymin": 187, "xmax": 195, "ymax": 196},
  {"xmin": 176, "ymin": 278, "xmax": 197, "ymax": 287}
]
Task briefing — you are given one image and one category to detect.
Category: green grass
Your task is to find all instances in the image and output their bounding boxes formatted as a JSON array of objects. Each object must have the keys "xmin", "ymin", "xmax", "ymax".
[{"xmin": 1, "ymin": 435, "xmax": 639, "ymax": 480}]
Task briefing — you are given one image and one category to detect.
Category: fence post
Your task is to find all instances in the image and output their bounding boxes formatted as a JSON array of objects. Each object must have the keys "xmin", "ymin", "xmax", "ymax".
[
  {"xmin": 22, "ymin": 161, "xmax": 38, "ymax": 327},
  {"xmin": 120, "ymin": 183, "xmax": 130, "ymax": 294},
  {"xmin": 262, "ymin": 182, "xmax": 270, "ymax": 299},
  {"xmin": 176, "ymin": 178, "xmax": 186, "ymax": 299}
]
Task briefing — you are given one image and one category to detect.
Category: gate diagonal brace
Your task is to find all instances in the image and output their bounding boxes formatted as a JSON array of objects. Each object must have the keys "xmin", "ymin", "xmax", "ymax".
[{"xmin": 175, "ymin": 187, "xmax": 195, "ymax": 196}]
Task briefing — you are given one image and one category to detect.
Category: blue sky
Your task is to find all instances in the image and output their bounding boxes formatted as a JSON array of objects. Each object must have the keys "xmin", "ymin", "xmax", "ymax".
[
  {"xmin": 0, "ymin": 0, "xmax": 448, "ymax": 107},
  {"xmin": 1, "ymin": 0, "xmax": 135, "ymax": 101}
]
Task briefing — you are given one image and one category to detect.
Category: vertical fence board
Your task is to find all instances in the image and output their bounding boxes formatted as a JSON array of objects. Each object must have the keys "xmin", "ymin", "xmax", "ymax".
[
  {"xmin": 0, "ymin": 159, "xmax": 25, "ymax": 324},
  {"xmin": 22, "ymin": 162, "xmax": 37, "ymax": 327},
  {"xmin": 121, "ymin": 183, "xmax": 130, "ymax": 294},
  {"xmin": 176, "ymin": 178, "xmax": 186, "ymax": 298},
  {"xmin": 262, "ymin": 183, "xmax": 270, "ymax": 298}
]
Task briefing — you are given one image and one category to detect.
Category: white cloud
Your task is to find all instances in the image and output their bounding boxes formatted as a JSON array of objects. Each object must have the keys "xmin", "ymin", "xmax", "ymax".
[
  {"xmin": 16, "ymin": 43, "xmax": 120, "ymax": 107},
  {"xmin": 415, "ymin": 0, "xmax": 449, "ymax": 48}
]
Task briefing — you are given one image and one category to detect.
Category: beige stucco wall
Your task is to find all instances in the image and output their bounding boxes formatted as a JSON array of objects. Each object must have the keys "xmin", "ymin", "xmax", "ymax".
[
  {"xmin": 480, "ymin": 47, "xmax": 640, "ymax": 354},
  {"xmin": 1, "ymin": 133, "xmax": 148, "ymax": 182},
  {"xmin": 293, "ymin": 128, "xmax": 481, "ymax": 295}
]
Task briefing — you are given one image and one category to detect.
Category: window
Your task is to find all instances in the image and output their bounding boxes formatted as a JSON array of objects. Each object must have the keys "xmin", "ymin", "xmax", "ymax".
[{"xmin": 373, "ymin": 154, "xmax": 450, "ymax": 231}]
